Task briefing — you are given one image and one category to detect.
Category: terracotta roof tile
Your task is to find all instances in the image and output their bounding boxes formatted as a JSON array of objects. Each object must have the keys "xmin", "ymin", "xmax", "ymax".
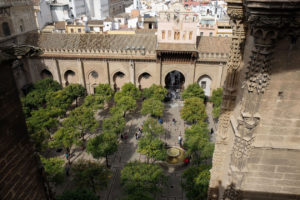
[
  {"xmin": 197, "ymin": 36, "xmax": 231, "ymax": 53},
  {"xmin": 25, "ymin": 33, "xmax": 157, "ymax": 52}
]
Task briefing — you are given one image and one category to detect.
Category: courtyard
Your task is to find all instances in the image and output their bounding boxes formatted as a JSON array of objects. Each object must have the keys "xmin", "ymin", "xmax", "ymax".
[
  {"xmin": 22, "ymin": 79, "xmax": 220, "ymax": 200},
  {"xmin": 53, "ymin": 98, "xmax": 217, "ymax": 200}
]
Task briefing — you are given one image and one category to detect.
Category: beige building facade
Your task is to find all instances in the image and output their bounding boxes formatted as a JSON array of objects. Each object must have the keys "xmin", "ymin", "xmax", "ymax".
[{"xmin": 18, "ymin": 33, "xmax": 230, "ymax": 96}]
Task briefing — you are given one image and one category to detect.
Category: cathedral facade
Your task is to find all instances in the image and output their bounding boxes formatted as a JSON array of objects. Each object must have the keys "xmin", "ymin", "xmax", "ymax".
[{"xmin": 209, "ymin": 0, "xmax": 300, "ymax": 199}]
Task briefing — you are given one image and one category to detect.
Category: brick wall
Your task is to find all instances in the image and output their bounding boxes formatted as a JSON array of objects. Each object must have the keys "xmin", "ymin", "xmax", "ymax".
[{"xmin": 0, "ymin": 59, "xmax": 49, "ymax": 200}]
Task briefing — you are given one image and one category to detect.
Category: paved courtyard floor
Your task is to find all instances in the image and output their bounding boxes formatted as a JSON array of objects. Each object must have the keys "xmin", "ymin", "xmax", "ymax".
[{"xmin": 54, "ymin": 99, "xmax": 217, "ymax": 200}]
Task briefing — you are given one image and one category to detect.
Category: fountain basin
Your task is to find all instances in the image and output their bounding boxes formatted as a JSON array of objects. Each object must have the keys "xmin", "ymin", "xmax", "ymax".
[{"xmin": 160, "ymin": 146, "xmax": 186, "ymax": 171}]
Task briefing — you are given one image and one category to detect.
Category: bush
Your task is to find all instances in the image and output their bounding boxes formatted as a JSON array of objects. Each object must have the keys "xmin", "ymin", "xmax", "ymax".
[
  {"xmin": 72, "ymin": 159, "xmax": 112, "ymax": 192},
  {"xmin": 182, "ymin": 165, "xmax": 211, "ymax": 200},
  {"xmin": 143, "ymin": 84, "xmax": 167, "ymax": 101},
  {"xmin": 40, "ymin": 156, "xmax": 65, "ymax": 185},
  {"xmin": 141, "ymin": 98, "xmax": 164, "ymax": 117},
  {"xmin": 180, "ymin": 97, "xmax": 207, "ymax": 124},
  {"xmin": 121, "ymin": 161, "xmax": 166, "ymax": 199},
  {"xmin": 182, "ymin": 83, "xmax": 205, "ymax": 100}
]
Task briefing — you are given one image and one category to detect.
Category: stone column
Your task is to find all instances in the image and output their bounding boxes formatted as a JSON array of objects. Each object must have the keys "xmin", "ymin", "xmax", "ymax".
[
  {"xmin": 208, "ymin": 0, "xmax": 246, "ymax": 198},
  {"xmin": 129, "ymin": 60, "xmax": 135, "ymax": 85}
]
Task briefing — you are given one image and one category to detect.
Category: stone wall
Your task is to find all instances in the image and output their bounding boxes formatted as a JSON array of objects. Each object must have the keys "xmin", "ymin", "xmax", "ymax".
[
  {"xmin": 22, "ymin": 57, "xmax": 226, "ymax": 96},
  {"xmin": 209, "ymin": 0, "xmax": 300, "ymax": 199},
  {"xmin": 0, "ymin": 59, "xmax": 49, "ymax": 200}
]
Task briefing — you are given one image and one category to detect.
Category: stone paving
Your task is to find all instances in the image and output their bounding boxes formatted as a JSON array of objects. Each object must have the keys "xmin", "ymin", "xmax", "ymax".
[{"xmin": 54, "ymin": 99, "xmax": 217, "ymax": 200}]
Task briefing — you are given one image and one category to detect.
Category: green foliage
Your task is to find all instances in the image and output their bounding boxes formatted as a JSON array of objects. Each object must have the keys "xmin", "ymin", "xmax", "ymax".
[
  {"xmin": 22, "ymin": 78, "xmax": 61, "ymax": 115},
  {"xmin": 63, "ymin": 107, "xmax": 99, "ymax": 141},
  {"xmin": 46, "ymin": 84, "xmax": 85, "ymax": 111},
  {"xmin": 95, "ymin": 83, "xmax": 114, "ymax": 103},
  {"xmin": 210, "ymin": 88, "xmax": 223, "ymax": 107},
  {"xmin": 57, "ymin": 188, "xmax": 98, "ymax": 200},
  {"xmin": 182, "ymin": 165, "xmax": 211, "ymax": 200},
  {"xmin": 121, "ymin": 191, "xmax": 154, "ymax": 200},
  {"xmin": 141, "ymin": 98, "xmax": 164, "ymax": 117},
  {"xmin": 46, "ymin": 90, "xmax": 73, "ymax": 111},
  {"xmin": 26, "ymin": 107, "xmax": 63, "ymax": 133},
  {"xmin": 143, "ymin": 84, "xmax": 167, "ymax": 101},
  {"xmin": 30, "ymin": 129, "xmax": 51, "ymax": 152},
  {"xmin": 115, "ymin": 82, "xmax": 141, "ymax": 100},
  {"xmin": 82, "ymin": 95, "xmax": 104, "ymax": 111},
  {"xmin": 72, "ymin": 159, "xmax": 112, "ymax": 192},
  {"xmin": 49, "ymin": 127, "xmax": 81, "ymax": 150},
  {"xmin": 121, "ymin": 161, "xmax": 166, "ymax": 199},
  {"xmin": 109, "ymin": 106, "xmax": 124, "ymax": 116},
  {"xmin": 184, "ymin": 123, "xmax": 214, "ymax": 163},
  {"xmin": 143, "ymin": 117, "xmax": 164, "ymax": 137},
  {"xmin": 40, "ymin": 156, "xmax": 65, "ymax": 185},
  {"xmin": 182, "ymin": 83, "xmax": 205, "ymax": 100},
  {"xmin": 115, "ymin": 95, "xmax": 137, "ymax": 117},
  {"xmin": 86, "ymin": 132, "xmax": 118, "ymax": 167},
  {"xmin": 137, "ymin": 135, "xmax": 166, "ymax": 162},
  {"xmin": 180, "ymin": 97, "xmax": 207, "ymax": 124},
  {"xmin": 210, "ymin": 88, "xmax": 223, "ymax": 119},
  {"xmin": 34, "ymin": 77, "xmax": 62, "ymax": 91},
  {"xmin": 64, "ymin": 84, "xmax": 86, "ymax": 100},
  {"xmin": 102, "ymin": 114, "xmax": 125, "ymax": 135},
  {"xmin": 212, "ymin": 106, "xmax": 221, "ymax": 119}
]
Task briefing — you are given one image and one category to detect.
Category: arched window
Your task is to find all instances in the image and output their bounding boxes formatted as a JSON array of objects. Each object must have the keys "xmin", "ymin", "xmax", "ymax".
[
  {"xmin": 189, "ymin": 31, "xmax": 193, "ymax": 40},
  {"xmin": 162, "ymin": 30, "xmax": 165, "ymax": 39},
  {"xmin": 177, "ymin": 32, "xmax": 180, "ymax": 40},
  {"xmin": 2, "ymin": 22, "xmax": 11, "ymax": 36}
]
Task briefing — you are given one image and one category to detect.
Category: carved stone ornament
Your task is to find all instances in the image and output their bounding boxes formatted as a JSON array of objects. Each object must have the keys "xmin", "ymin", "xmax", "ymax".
[
  {"xmin": 227, "ymin": 8, "xmax": 243, "ymax": 20},
  {"xmin": 0, "ymin": 45, "xmax": 43, "ymax": 63},
  {"xmin": 222, "ymin": 183, "xmax": 242, "ymax": 200}
]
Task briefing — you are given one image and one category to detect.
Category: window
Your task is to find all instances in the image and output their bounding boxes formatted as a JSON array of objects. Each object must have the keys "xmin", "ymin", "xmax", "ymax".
[
  {"xmin": 71, "ymin": 28, "xmax": 74, "ymax": 33},
  {"xmin": 162, "ymin": 30, "xmax": 165, "ymax": 39},
  {"xmin": 90, "ymin": 27, "xmax": 94, "ymax": 31},
  {"xmin": 168, "ymin": 30, "xmax": 171, "ymax": 39},
  {"xmin": 209, "ymin": 32, "xmax": 213, "ymax": 37},
  {"xmin": 206, "ymin": 24, "xmax": 209, "ymax": 28},
  {"xmin": 174, "ymin": 31, "xmax": 180, "ymax": 40},
  {"xmin": 189, "ymin": 31, "xmax": 193, "ymax": 40},
  {"xmin": 200, "ymin": 32, "xmax": 203, "ymax": 36},
  {"xmin": 2, "ymin": 22, "xmax": 11, "ymax": 36},
  {"xmin": 78, "ymin": 28, "xmax": 81, "ymax": 33},
  {"xmin": 201, "ymin": 81, "xmax": 206, "ymax": 89}
]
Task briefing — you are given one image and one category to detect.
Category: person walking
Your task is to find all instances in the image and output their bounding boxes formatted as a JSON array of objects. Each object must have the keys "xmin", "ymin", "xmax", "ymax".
[
  {"xmin": 172, "ymin": 118, "xmax": 176, "ymax": 125},
  {"xmin": 178, "ymin": 135, "xmax": 182, "ymax": 147},
  {"xmin": 211, "ymin": 128, "xmax": 214, "ymax": 135},
  {"xmin": 135, "ymin": 132, "xmax": 138, "ymax": 139}
]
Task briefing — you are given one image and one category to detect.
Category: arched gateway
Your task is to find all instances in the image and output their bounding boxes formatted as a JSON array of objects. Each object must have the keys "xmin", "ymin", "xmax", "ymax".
[{"xmin": 165, "ymin": 70, "xmax": 185, "ymax": 90}]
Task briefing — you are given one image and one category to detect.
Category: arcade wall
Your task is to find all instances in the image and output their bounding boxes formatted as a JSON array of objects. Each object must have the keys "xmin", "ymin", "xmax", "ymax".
[{"xmin": 19, "ymin": 57, "xmax": 227, "ymax": 96}]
